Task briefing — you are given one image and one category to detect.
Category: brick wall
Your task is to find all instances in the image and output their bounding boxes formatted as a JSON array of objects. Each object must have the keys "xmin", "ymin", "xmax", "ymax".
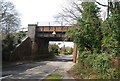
[
  {"xmin": 11, "ymin": 37, "xmax": 32, "ymax": 61},
  {"xmin": 31, "ymin": 39, "xmax": 49, "ymax": 60}
]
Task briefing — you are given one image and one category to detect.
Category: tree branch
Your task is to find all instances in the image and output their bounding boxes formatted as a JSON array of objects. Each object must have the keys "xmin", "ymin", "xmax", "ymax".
[{"xmin": 94, "ymin": 0, "xmax": 108, "ymax": 7}]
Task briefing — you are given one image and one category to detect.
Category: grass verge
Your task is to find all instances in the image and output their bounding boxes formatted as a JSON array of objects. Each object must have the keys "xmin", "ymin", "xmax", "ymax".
[{"xmin": 42, "ymin": 74, "xmax": 63, "ymax": 81}]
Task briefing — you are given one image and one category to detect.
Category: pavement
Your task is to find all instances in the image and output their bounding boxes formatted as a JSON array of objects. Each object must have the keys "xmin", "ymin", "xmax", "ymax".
[{"xmin": 1, "ymin": 55, "xmax": 75, "ymax": 81}]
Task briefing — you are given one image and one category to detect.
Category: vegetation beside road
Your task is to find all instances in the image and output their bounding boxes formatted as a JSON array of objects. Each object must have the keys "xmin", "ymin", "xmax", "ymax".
[
  {"xmin": 49, "ymin": 43, "xmax": 73, "ymax": 56},
  {"xmin": 2, "ymin": 31, "xmax": 27, "ymax": 61},
  {"xmin": 64, "ymin": 1, "xmax": 120, "ymax": 79},
  {"xmin": 0, "ymin": 0, "xmax": 27, "ymax": 62},
  {"xmin": 44, "ymin": 74, "xmax": 63, "ymax": 80}
]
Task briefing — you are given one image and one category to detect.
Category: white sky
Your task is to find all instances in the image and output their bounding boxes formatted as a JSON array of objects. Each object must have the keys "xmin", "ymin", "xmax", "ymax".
[
  {"xmin": 7, "ymin": 0, "xmax": 107, "ymax": 48},
  {"xmin": 8, "ymin": 0, "xmax": 69, "ymax": 27},
  {"xmin": 49, "ymin": 42, "xmax": 74, "ymax": 48},
  {"xmin": 8, "ymin": 0, "xmax": 108, "ymax": 27}
]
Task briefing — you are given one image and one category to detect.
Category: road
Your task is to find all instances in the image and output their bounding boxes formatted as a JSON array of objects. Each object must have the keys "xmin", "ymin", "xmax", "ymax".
[{"xmin": 2, "ymin": 55, "xmax": 75, "ymax": 80}]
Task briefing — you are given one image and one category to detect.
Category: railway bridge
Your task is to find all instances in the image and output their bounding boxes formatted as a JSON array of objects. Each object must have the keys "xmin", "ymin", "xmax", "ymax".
[{"xmin": 28, "ymin": 24, "xmax": 77, "ymax": 62}]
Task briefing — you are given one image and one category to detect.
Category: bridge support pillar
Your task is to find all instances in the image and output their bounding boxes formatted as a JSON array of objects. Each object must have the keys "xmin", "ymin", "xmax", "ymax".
[
  {"xmin": 73, "ymin": 43, "xmax": 77, "ymax": 63},
  {"xmin": 32, "ymin": 39, "xmax": 49, "ymax": 59}
]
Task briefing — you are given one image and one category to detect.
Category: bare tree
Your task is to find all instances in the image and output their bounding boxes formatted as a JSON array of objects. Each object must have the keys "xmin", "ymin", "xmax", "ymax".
[
  {"xmin": 0, "ymin": 0, "xmax": 21, "ymax": 34},
  {"xmin": 95, "ymin": 0, "xmax": 120, "ymax": 17},
  {"xmin": 54, "ymin": 0, "xmax": 82, "ymax": 25},
  {"xmin": 54, "ymin": 0, "xmax": 120, "ymax": 25}
]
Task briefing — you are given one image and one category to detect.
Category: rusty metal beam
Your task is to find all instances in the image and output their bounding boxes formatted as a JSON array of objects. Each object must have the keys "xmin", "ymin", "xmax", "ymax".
[{"xmin": 73, "ymin": 43, "xmax": 77, "ymax": 63}]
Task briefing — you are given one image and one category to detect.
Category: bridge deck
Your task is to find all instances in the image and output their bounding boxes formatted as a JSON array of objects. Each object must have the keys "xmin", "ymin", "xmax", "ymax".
[
  {"xmin": 36, "ymin": 26, "xmax": 75, "ymax": 32},
  {"xmin": 28, "ymin": 24, "xmax": 76, "ymax": 41}
]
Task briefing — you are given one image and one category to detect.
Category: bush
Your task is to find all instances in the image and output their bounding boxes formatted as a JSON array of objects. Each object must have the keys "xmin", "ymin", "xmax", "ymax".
[
  {"xmin": 69, "ymin": 48, "xmax": 73, "ymax": 54},
  {"xmin": 76, "ymin": 51, "xmax": 119, "ymax": 79},
  {"xmin": 49, "ymin": 44, "xmax": 60, "ymax": 55},
  {"xmin": 2, "ymin": 32, "xmax": 27, "ymax": 62},
  {"xmin": 2, "ymin": 34, "xmax": 16, "ymax": 61}
]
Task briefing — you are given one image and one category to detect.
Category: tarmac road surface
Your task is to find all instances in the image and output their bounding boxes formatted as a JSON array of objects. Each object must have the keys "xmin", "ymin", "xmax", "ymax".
[{"xmin": 2, "ymin": 55, "xmax": 75, "ymax": 80}]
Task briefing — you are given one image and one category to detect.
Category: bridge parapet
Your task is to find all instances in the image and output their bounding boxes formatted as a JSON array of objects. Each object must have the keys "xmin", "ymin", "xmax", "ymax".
[
  {"xmin": 36, "ymin": 26, "xmax": 75, "ymax": 38},
  {"xmin": 36, "ymin": 26, "xmax": 75, "ymax": 32},
  {"xmin": 28, "ymin": 24, "xmax": 76, "ymax": 41}
]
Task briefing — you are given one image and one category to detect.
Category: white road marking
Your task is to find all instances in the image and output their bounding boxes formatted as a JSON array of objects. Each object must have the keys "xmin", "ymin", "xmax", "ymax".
[{"xmin": 0, "ymin": 75, "xmax": 12, "ymax": 79}]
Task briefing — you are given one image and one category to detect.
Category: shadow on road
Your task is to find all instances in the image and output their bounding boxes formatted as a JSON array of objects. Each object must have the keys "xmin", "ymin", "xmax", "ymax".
[{"xmin": 2, "ymin": 55, "xmax": 74, "ymax": 79}]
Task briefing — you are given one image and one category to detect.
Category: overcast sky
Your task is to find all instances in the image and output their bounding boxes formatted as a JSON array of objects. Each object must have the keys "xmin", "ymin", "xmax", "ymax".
[
  {"xmin": 8, "ymin": 0, "xmax": 107, "ymax": 28},
  {"xmin": 8, "ymin": 0, "xmax": 69, "ymax": 28},
  {"xmin": 7, "ymin": 0, "xmax": 107, "ymax": 48}
]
